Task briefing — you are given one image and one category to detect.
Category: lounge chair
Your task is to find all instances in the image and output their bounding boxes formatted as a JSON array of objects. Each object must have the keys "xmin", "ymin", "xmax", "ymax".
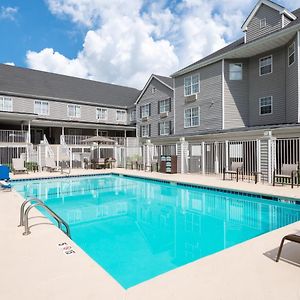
[
  {"xmin": 45, "ymin": 157, "xmax": 61, "ymax": 172},
  {"xmin": 12, "ymin": 158, "xmax": 28, "ymax": 175},
  {"xmin": 223, "ymin": 162, "xmax": 243, "ymax": 182},
  {"xmin": 0, "ymin": 165, "xmax": 11, "ymax": 190},
  {"xmin": 276, "ymin": 234, "xmax": 300, "ymax": 262},
  {"xmin": 273, "ymin": 164, "xmax": 299, "ymax": 188}
]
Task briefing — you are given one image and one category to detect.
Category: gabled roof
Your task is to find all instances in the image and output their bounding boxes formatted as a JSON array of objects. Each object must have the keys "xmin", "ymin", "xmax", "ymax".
[
  {"xmin": 172, "ymin": 7, "xmax": 300, "ymax": 77},
  {"xmin": 0, "ymin": 64, "xmax": 141, "ymax": 108},
  {"xmin": 241, "ymin": 0, "xmax": 297, "ymax": 32},
  {"xmin": 135, "ymin": 74, "xmax": 173, "ymax": 105}
]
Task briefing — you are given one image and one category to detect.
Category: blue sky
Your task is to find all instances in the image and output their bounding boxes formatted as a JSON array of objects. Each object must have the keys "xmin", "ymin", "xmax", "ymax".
[{"xmin": 0, "ymin": 0, "xmax": 298, "ymax": 88}]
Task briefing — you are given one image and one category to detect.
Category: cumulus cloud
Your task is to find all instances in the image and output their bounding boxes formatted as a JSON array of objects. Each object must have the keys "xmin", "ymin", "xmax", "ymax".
[
  {"xmin": 0, "ymin": 6, "xmax": 18, "ymax": 21},
  {"xmin": 4, "ymin": 62, "xmax": 15, "ymax": 66},
  {"xmin": 26, "ymin": 0, "xmax": 299, "ymax": 88}
]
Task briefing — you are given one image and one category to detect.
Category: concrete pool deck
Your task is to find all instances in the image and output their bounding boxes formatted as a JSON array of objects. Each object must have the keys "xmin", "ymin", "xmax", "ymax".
[{"xmin": 1, "ymin": 168, "xmax": 300, "ymax": 299}]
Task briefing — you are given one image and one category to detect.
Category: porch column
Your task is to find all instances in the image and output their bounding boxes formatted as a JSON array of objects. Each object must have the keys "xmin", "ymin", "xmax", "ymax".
[
  {"xmin": 201, "ymin": 141, "xmax": 205, "ymax": 175},
  {"xmin": 179, "ymin": 137, "xmax": 189, "ymax": 174},
  {"xmin": 27, "ymin": 120, "xmax": 31, "ymax": 143},
  {"xmin": 214, "ymin": 142, "xmax": 219, "ymax": 174},
  {"xmin": 96, "ymin": 129, "xmax": 99, "ymax": 136},
  {"xmin": 124, "ymin": 130, "xmax": 127, "ymax": 138}
]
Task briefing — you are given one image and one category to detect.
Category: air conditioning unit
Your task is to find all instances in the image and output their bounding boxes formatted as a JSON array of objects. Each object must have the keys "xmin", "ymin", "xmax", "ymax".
[
  {"xmin": 160, "ymin": 112, "xmax": 168, "ymax": 118},
  {"xmin": 185, "ymin": 94, "xmax": 197, "ymax": 103},
  {"xmin": 142, "ymin": 116, "xmax": 149, "ymax": 122}
]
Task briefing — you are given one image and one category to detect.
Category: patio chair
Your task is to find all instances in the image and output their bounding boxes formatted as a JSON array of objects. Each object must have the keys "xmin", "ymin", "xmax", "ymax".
[
  {"xmin": 273, "ymin": 164, "xmax": 299, "ymax": 188},
  {"xmin": 223, "ymin": 162, "xmax": 243, "ymax": 182},
  {"xmin": 45, "ymin": 157, "xmax": 61, "ymax": 172},
  {"xmin": 276, "ymin": 234, "xmax": 300, "ymax": 262},
  {"xmin": 0, "ymin": 165, "xmax": 11, "ymax": 190},
  {"xmin": 91, "ymin": 158, "xmax": 107, "ymax": 169},
  {"xmin": 12, "ymin": 158, "xmax": 28, "ymax": 175},
  {"xmin": 150, "ymin": 159, "xmax": 159, "ymax": 172},
  {"xmin": 136, "ymin": 159, "xmax": 144, "ymax": 171}
]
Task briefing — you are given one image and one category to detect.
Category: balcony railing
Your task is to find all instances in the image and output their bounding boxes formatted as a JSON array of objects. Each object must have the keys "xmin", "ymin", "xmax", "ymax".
[
  {"xmin": 0, "ymin": 130, "xmax": 28, "ymax": 143},
  {"xmin": 63, "ymin": 135, "xmax": 125, "ymax": 146}
]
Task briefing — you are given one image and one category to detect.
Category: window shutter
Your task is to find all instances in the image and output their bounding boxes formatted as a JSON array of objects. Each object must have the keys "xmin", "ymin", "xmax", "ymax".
[
  {"xmin": 140, "ymin": 106, "xmax": 142, "ymax": 119},
  {"xmin": 149, "ymin": 103, "xmax": 151, "ymax": 116},
  {"xmin": 169, "ymin": 120, "xmax": 172, "ymax": 134},
  {"xmin": 169, "ymin": 98, "xmax": 171, "ymax": 112},
  {"xmin": 149, "ymin": 124, "xmax": 151, "ymax": 137},
  {"xmin": 158, "ymin": 123, "xmax": 160, "ymax": 136},
  {"xmin": 158, "ymin": 101, "xmax": 160, "ymax": 114},
  {"xmin": 140, "ymin": 126, "xmax": 142, "ymax": 137}
]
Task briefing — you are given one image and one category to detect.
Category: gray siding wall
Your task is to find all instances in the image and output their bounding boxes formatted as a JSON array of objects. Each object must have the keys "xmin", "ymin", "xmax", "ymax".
[
  {"xmin": 286, "ymin": 35, "xmax": 299, "ymax": 123},
  {"xmin": 0, "ymin": 96, "xmax": 129, "ymax": 125},
  {"xmin": 136, "ymin": 78, "xmax": 173, "ymax": 138},
  {"xmin": 248, "ymin": 47, "xmax": 286, "ymax": 126},
  {"xmin": 174, "ymin": 61, "xmax": 222, "ymax": 135},
  {"xmin": 224, "ymin": 59, "xmax": 249, "ymax": 129},
  {"xmin": 246, "ymin": 4, "xmax": 282, "ymax": 43}
]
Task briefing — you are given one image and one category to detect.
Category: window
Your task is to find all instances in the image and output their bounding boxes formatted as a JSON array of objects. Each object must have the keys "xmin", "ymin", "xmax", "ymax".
[
  {"xmin": 140, "ymin": 104, "xmax": 151, "ymax": 118},
  {"xmin": 151, "ymin": 87, "xmax": 156, "ymax": 94},
  {"xmin": 68, "ymin": 104, "xmax": 81, "ymax": 118},
  {"xmin": 96, "ymin": 108, "xmax": 108, "ymax": 120},
  {"xmin": 184, "ymin": 74, "xmax": 200, "ymax": 96},
  {"xmin": 184, "ymin": 107, "xmax": 200, "ymax": 128},
  {"xmin": 0, "ymin": 96, "xmax": 12, "ymax": 112},
  {"xmin": 141, "ymin": 124, "xmax": 151, "ymax": 137},
  {"xmin": 130, "ymin": 110, "xmax": 136, "ymax": 121},
  {"xmin": 288, "ymin": 42, "xmax": 295, "ymax": 66},
  {"xmin": 260, "ymin": 18, "xmax": 266, "ymax": 29},
  {"xmin": 116, "ymin": 110, "xmax": 126, "ymax": 122},
  {"xmin": 259, "ymin": 96, "xmax": 272, "ymax": 115},
  {"xmin": 34, "ymin": 100, "xmax": 49, "ymax": 115},
  {"xmin": 159, "ymin": 121, "xmax": 171, "ymax": 136},
  {"xmin": 229, "ymin": 63, "xmax": 243, "ymax": 80},
  {"xmin": 259, "ymin": 55, "xmax": 272, "ymax": 76},
  {"xmin": 158, "ymin": 99, "xmax": 171, "ymax": 113}
]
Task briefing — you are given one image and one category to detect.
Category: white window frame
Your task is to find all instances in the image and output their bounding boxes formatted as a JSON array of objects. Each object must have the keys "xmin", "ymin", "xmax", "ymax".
[
  {"xmin": 159, "ymin": 121, "xmax": 170, "ymax": 136},
  {"xmin": 288, "ymin": 42, "xmax": 295, "ymax": 67},
  {"xmin": 184, "ymin": 74, "xmax": 200, "ymax": 97},
  {"xmin": 184, "ymin": 107, "xmax": 200, "ymax": 128},
  {"xmin": 116, "ymin": 110, "xmax": 126, "ymax": 122},
  {"xmin": 67, "ymin": 104, "xmax": 81, "ymax": 118},
  {"xmin": 141, "ymin": 124, "xmax": 150, "ymax": 137},
  {"xmin": 96, "ymin": 107, "xmax": 108, "ymax": 120},
  {"xmin": 229, "ymin": 63, "xmax": 243, "ymax": 80},
  {"xmin": 34, "ymin": 100, "xmax": 49, "ymax": 116},
  {"xmin": 141, "ymin": 103, "xmax": 150, "ymax": 118},
  {"xmin": 159, "ymin": 99, "xmax": 170, "ymax": 113},
  {"xmin": 130, "ymin": 110, "xmax": 136, "ymax": 121},
  {"xmin": 259, "ymin": 55, "xmax": 272, "ymax": 76},
  {"xmin": 0, "ymin": 96, "xmax": 13, "ymax": 112},
  {"xmin": 260, "ymin": 18, "xmax": 266, "ymax": 29},
  {"xmin": 259, "ymin": 96, "xmax": 273, "ymax": 116}
]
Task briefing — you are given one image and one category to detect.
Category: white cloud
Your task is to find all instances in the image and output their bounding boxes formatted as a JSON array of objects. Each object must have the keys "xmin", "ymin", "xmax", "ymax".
[
  {"xmin": 4, "ymin": 62, "xmax": 15, "ymax": 66},
  {"xmin": 0, "ymin": 6, "xmax": 18, "ymax": 21},
  {"xmin": 26, "ymin": 0, "xmax": 299, "ymax": 88}
]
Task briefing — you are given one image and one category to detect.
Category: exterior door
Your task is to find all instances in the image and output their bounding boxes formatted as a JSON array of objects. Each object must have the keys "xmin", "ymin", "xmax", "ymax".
[{"xmin": 31, "ymin": 128, "xmax": 44, "ymax": 144}]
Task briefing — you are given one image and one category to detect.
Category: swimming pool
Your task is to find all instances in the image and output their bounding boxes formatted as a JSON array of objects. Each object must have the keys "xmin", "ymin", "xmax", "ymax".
[{"xmin": 13, "ymin": 174, "xmax": 300, "ymax": 288}]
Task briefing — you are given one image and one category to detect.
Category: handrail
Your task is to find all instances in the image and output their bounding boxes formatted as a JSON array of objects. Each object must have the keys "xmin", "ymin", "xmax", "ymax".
[{"xmin": 19, "ymin": 198, "xmax": 71, "ymax": 238}]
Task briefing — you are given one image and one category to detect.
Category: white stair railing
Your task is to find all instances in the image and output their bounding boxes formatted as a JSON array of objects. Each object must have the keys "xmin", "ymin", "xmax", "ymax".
[
  {"xmin": 60, "ymin": 135, "xmax": 71, "ymax": 172},
  {"xmin": 43, "ymin": 135, "xmax": 55, "ymax": 159}
]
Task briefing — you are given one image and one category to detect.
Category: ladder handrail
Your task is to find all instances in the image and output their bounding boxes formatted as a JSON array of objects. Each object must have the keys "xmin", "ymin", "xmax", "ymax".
[
  {"xmin": 18, "ymin": 197, "xmax": 44, "ymax": 227},
  {"xmin": 20, "ymin": 198, "xmax": 71, "ymax": 238}
]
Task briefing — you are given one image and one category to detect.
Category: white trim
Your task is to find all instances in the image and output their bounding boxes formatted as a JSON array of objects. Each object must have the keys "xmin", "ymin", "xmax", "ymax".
[
  {"xmin": 260, "ymin": 18, "xmax": 266, "ymax": 29},
  {"xmin": 184, "ymin": 106, "xmax": 200, "ymax": 128},
  {"xmin": 135, "ymin": 74, "xmax": 173, "ymax": 105},
  {"xmin": 173, "ymin": 77, "xmax": 176, "ymax": 135},
  {"xmin": 259, "ymin": 55, "xmax": 273, "ymax": 76},
  {"xmin": 229, "ymin": 63, "xmax": 243, "ymax": 80},
  {"xmin": 96, "ymin": 107, "xmax": 108, "ymax": 121},
  {"xmin": 241, "ymin": 0, "xmax": 296, "ymax": 32},
  {"xmin": 221, "ymin": 59, "xmax": 225, "ymax": 130},
  {"xmin": 140, "ymin": 103, "xmax": 151, "ymax": 118},
  {"xmin": 116, "ymin": 109, "xmax": 126, "ymax": 122},
  {"xmin": 259, "ymin": 96, "xmax": 273, "ymax": 116},
  {"xmin": 34, "ymin": 100, "xmax": 49, "ymax": 116},
  {"xmin": 298, "ymin": 31, "xmax": 300, "ymax": 123},
  {"xmin": 288, "ymin": 42, "xmax": 295, "ymax": 67},
  {"xmin": 281, "ymin": 14, "xmax": 284, "ymax": 28},
  {"xmin": 67, "ymin": 104, "xmax": 81, "ymax": 118},
  {"xmin": 183, "ymin": 73, "xmax": 200, "ymax": 97},
  {"xmin": 0, "ymin": 96, "xmax": 13, "ymax": 112}
]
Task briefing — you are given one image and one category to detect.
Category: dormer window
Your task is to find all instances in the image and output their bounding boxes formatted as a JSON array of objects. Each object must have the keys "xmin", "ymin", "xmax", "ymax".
[{"xmin": 260, "ymin": 18, "xmax": 266, "ymax": 29}]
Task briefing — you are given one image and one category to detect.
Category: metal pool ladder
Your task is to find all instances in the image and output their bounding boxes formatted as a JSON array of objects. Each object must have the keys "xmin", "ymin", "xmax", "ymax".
[{"xmin": 19, "ymin": 197, "xmax": 71, "ymax": 238}]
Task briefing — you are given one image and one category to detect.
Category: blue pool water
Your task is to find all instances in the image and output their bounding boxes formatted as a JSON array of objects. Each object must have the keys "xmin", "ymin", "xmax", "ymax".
[{"xmin": 13, "ymin": 174, "xmax": 300, "ymax": 288}]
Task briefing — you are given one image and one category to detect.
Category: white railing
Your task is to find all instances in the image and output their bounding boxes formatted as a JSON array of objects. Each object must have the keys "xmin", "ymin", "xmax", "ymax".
[
  {"xmin": 0, "ymin": 130, "xmax": 28, "ymax": 143},
  {"xmin": 43, "ymin": 135, "xmax": 55, "ymax": 159},
  {"xmin": 63, "ymin": 135, "xmax": 125, "ymax": 146},
  {"xmin": 60, "ymin": 135, "xmax": 71, "ymax": 160}
]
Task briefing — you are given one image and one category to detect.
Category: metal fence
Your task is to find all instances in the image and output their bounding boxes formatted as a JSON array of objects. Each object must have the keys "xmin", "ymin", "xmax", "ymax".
[{"xmin": 0, "ymin": 146, "xmax": 27, "ymax": 166}]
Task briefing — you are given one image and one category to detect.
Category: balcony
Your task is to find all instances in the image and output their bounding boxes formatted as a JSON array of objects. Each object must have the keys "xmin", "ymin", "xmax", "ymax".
[
  {"xmin": 63, "ymin": 135, "xmax": 126, "ymax": 146},
  {"xmin": 0, "ymin": 130, "xmax": 28, "ymax": 143}
]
